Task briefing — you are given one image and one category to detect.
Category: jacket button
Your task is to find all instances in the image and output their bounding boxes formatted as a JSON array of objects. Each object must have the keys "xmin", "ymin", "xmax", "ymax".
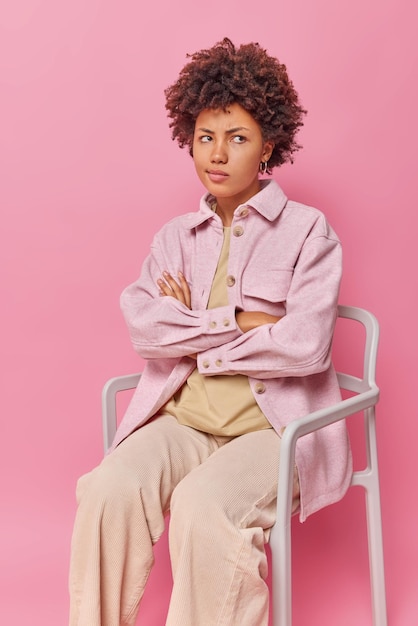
[
  {"xmin": 209, "ymin": 321, "xmax": 217, "ymax": 329},
  {"xmin": 215, "ymin": 359, "xmax": 222, "ymax": 367},
  {"xmin": 202, "ymin": 360, "xmax": 210, "ymax": 369},
  {"xmin": 239, "ymin": 207, "xmax": 249, "ymax": 217},
  {"xmin": 254, "ymin": 382, "xmax": 266, "ymax": 394},
  {"xmin": 233, "ymin": 225, "xmax": 244, "ymax": 237},
  {"xmin": 226, "ymin": 275, "xmax": 236, "ymax": 287},
  {"xmin": 223, "ymin": 318, "xmax": 230, "ymax": 327}
]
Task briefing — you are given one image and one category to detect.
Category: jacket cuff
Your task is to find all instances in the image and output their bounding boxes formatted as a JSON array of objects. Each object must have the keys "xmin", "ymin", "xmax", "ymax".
[
  {"xmin": 197, "ymin": 344, "xmax": 230, "ymax": 374},
  {"xmin": 201, "ymin": 305, "xmax": 238, "ymax": 336}
]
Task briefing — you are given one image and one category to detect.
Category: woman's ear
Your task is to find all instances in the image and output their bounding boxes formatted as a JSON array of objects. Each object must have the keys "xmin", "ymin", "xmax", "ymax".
[{"xmin": 262, "ymin": 141, "xmax": 275, "ymax": 162}]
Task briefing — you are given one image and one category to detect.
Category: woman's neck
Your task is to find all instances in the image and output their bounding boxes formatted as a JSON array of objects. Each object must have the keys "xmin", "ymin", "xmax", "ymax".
[
  {"xmin": 214, "ymin": 202, "xmax": 234, "ymax": 227},
  {"xmin": 213, "ymin": 180, "xmax": 262, "ymax": 226}
]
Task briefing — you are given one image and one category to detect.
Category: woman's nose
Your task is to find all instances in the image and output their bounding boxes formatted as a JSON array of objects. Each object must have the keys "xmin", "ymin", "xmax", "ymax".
[{"xmin": 210, "ymin": 142, "xmax": 227, "ymax": 163}]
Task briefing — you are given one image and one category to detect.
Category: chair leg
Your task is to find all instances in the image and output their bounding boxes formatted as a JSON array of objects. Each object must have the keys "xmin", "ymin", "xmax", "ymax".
[
  {"xmin": 271, "ymin": 434, "xmax": 296, "ymax": 626},
  {"xmin": 364, "ymin": 410, "xmax": 388, "ymax": 626},
  {"xmin": 270, "ymin": 519, "xmax": 292, "ymax": 626},
  {"xmin": 365, "ymin": 486, "xmax": 388, "ymax": 626}
]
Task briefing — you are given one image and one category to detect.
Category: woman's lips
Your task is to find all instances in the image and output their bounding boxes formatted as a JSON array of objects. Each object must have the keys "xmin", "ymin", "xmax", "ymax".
[{"xmin": 207, "ymin": 170, "xmax": 229, "ymax": 183}]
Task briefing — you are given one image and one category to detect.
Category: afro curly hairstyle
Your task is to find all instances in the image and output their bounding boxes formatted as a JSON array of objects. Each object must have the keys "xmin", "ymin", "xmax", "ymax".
[{"xmin": 164, "ymin": 38, "xmax": 307, "ymax": 171}]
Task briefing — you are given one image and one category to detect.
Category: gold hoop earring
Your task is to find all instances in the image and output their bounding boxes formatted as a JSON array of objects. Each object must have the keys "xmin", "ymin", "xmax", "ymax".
[{"xmin": 259, "ymin": 161, "xmax": 268, "ymax": 175}]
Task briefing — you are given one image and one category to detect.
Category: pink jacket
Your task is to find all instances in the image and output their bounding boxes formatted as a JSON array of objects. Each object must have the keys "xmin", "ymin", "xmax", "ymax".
[{"xmin": 114, "ymin": 180, "xmax": 352, "ymax": 521}]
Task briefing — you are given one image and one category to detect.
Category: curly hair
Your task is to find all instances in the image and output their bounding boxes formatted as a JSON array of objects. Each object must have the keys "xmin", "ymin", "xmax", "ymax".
[{"xmin": 164, "ymin": 38, "xmax": 307, "ymax": 170}]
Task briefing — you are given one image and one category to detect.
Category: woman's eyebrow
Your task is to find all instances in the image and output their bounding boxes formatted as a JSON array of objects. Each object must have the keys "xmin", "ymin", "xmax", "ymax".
[
  {"xmin": 225, "ymin": 126, "xmax": 250, "ymax": 134},
  {"xmin": 196, "ymin": 127, "xmax": 215, "ymax": 134},
  {"xmin": 196, "ymin": 126, "xmax": 250, "ymax": 134}
]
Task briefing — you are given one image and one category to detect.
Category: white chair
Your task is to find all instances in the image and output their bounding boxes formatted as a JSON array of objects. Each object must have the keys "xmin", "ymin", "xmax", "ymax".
[{"xmin": 102, "ymin": 305, "xmax": 387, "ymax": 626}]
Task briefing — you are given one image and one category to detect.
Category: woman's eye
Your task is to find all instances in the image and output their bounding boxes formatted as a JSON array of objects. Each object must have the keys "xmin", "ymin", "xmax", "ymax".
[
  {"xmin": 200, "ymin": 135, "xmax": 212, "ymax": 143},
  {"xmin": 232, "ymin": 135, "xmax": 246, "ymax": 143}
]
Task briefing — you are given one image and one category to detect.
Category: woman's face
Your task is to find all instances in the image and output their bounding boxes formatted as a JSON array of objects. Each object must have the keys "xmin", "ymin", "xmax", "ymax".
[{"xmin": 192, "ymin": 103, "xmax": 274, "ymax": 211}]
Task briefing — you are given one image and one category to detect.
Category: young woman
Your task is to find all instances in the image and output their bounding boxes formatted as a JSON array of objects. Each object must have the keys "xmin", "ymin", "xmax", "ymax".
[{"xmin": 69, "ymin": 38, "xmax": 352, "ymax": 626}]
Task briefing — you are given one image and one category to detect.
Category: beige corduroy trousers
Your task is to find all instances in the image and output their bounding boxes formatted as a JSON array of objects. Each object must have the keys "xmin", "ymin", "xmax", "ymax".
[{"xmin": 69, "ymin": 414, "xmax": 295, "ymax": 626}]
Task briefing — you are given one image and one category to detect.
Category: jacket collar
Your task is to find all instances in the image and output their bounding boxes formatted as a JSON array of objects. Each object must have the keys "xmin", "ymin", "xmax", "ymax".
[{"xmin": 184, "ymin": 179, "xmax": 288, "ymax": 229}]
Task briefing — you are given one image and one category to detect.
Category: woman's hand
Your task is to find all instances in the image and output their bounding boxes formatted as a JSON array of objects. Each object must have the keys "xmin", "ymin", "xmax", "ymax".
[
  {"xmin": 157, "ymin": 271, "xmax": 191, "ymax": 309},
  {"xmin": 236, "ymin": 311, "xmax": 282, "ymax": 332},
  {"xmin": 157, "ymin": 271, "xmax": 196, "ymax": 358}
]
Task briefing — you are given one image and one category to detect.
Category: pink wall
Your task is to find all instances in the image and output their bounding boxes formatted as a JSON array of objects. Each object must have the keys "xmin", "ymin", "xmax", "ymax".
[{"xmin": 1, "ymin": 1, "xmax": 417, "ymax": 624}]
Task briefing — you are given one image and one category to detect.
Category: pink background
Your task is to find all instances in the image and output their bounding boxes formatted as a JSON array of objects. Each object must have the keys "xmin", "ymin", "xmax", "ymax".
[{"xmin": 1, "ymin": 1, "xmax": 417, "ymax": 624}]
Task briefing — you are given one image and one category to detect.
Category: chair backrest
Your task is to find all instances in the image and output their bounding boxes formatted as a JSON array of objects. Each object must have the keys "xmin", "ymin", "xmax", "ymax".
[{"xmin": 335, "ymin": 304, "xmax": 379, "ymax": 396}]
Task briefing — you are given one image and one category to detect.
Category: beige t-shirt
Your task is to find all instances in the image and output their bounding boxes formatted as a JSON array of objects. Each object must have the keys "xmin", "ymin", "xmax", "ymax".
[{"xmin": 163, "ymin": 227, "xmax": 272, "ymax": 436}]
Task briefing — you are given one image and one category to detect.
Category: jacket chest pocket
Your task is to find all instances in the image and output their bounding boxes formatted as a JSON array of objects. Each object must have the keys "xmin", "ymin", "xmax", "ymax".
[{"xmin": 241, "ymin": 268, "xmax": 293, "ymax": 314}]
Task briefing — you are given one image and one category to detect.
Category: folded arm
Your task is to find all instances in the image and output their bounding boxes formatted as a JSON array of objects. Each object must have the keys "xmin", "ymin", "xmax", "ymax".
[
  {"xmin": 120, "ymin": 249, "xmax": 243, "ymax": 360},
  {"xmin": 195, "ymin": 233, "xmax": 342, "ymax": 379}
]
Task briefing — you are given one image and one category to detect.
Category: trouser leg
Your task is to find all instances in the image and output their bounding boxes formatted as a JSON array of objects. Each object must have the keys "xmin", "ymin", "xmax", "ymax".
[
  {"xmin": 69, "ymin": 415, "xmax": 220, "ymax": 626},
  {"xmin": 166, "ymin": 428, "xmax": 282, "ymax": 626}
]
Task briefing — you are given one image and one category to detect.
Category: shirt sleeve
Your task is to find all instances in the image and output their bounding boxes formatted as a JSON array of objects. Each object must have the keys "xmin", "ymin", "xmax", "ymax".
[
  {"xmin": 120, "ymin": 237, "xmax": 242, "ymax": 360},
  {"xmin": 196, "ymin": 229, "xmax": 342, "ymax": 379}
]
